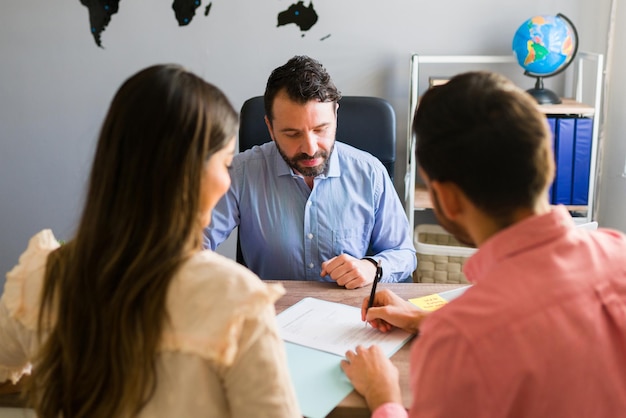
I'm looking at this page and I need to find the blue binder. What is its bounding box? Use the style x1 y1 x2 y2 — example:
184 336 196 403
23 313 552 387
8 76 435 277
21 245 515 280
546 117 557 203
572 118 593 205
553 118 576 205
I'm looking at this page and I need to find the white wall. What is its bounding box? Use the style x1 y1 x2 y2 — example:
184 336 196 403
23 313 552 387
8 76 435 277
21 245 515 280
3 0 617 291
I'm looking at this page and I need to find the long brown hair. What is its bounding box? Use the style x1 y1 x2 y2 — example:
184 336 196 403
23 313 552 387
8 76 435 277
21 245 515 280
30 64 238 418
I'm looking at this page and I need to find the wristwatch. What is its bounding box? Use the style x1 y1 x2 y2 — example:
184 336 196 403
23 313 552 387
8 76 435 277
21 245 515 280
362 257 383 280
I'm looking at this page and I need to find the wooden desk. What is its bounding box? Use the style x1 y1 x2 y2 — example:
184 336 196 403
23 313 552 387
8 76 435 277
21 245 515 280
0 281 465 417
269 280 466 418
0 377 26 408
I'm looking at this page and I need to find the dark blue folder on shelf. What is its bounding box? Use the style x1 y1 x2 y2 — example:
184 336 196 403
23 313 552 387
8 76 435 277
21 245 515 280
553 118 576 204
546 117 557 202
572 118 593 205
548 116 593 206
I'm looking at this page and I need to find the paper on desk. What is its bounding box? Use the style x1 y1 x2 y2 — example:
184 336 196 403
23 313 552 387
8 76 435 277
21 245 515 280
277 297 412 357
277 297 413 418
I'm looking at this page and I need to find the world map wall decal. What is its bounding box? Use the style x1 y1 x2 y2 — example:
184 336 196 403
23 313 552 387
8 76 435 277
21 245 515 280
80 0 321 48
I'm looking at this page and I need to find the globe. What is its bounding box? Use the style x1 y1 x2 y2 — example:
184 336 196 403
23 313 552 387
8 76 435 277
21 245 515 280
512 13 579 104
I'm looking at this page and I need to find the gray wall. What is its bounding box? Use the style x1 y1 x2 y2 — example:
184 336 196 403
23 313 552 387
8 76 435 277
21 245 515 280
2 0 622 292
594 1 626 233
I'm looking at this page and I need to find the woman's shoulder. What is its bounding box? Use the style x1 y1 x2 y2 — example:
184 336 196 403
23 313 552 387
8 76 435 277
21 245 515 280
175 250 284 303
162 250 285 365
2 229 60 330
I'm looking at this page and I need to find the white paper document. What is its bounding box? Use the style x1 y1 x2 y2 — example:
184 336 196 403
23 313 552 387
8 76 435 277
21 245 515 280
277 297 413 357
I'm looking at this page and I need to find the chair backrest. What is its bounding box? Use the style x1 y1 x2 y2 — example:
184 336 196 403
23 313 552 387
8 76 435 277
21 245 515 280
238 95 396 180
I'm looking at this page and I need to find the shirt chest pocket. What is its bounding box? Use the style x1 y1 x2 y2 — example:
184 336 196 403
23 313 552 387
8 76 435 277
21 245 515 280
332 224 372 257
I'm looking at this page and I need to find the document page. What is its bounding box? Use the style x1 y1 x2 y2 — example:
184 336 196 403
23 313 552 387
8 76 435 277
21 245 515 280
277 297 413 357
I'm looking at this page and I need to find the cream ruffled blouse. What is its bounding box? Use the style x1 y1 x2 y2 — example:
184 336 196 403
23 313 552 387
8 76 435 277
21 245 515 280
0 230 300 418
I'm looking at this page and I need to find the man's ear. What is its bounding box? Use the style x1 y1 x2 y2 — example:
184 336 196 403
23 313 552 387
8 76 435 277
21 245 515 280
430 181 464 220
264 115 275 142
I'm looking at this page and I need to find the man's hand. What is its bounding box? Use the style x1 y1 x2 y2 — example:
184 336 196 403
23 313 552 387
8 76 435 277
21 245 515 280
361 289 426 334
340 345 402 411
321 255 376 289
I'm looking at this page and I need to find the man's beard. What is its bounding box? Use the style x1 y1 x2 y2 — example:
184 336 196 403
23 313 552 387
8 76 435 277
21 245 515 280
276 142 335 178
430 188 476 247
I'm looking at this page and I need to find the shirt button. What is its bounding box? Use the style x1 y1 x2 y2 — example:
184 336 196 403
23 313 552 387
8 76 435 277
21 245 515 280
307 201 312 207
308 263 314 269
307 233 313 239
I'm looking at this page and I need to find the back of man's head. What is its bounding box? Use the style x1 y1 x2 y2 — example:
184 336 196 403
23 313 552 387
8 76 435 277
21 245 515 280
264 55 342 121
413 71 554 220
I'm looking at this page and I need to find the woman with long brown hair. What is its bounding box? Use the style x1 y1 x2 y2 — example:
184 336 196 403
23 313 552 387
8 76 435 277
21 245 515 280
0 64 300 418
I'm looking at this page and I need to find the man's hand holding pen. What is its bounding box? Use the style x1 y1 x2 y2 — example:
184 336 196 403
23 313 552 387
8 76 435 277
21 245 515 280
342 260 407 412
361 288 427 335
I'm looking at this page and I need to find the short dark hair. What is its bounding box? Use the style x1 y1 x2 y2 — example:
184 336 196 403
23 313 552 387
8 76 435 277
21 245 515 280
413 71 554 222
264 55 342 121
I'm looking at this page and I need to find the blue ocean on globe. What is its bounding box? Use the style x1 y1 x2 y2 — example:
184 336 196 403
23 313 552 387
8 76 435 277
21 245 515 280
512 14 576 76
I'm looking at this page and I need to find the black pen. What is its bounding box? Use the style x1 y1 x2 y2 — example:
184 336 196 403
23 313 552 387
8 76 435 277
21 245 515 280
367 260 383 312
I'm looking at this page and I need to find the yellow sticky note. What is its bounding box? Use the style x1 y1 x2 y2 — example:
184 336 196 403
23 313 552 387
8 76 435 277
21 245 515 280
409 294 448 312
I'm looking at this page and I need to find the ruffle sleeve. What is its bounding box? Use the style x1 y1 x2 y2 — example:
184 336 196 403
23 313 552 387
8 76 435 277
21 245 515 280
1 229 58 383
2 229 60 331
160 250 286 366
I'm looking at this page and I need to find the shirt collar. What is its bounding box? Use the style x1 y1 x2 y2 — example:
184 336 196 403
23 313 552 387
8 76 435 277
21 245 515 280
463 205 575 284
273 142 341 179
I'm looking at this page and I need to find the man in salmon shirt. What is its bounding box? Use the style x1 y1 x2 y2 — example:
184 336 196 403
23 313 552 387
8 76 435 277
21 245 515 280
341 71 626 418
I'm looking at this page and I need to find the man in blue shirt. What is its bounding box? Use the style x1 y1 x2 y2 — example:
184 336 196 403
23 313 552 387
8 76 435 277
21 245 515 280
204 56 416 288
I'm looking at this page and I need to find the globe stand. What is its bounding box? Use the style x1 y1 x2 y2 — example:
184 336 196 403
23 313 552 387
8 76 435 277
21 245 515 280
526 76 562 105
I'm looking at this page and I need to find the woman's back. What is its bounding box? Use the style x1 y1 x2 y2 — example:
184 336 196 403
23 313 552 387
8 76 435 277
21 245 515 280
1 230 300 417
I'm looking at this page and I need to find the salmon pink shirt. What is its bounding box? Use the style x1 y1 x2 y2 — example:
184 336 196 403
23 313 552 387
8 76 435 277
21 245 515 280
375 206 626 418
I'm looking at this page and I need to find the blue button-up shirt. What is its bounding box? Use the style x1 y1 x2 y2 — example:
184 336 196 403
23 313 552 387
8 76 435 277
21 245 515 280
204 141 416 282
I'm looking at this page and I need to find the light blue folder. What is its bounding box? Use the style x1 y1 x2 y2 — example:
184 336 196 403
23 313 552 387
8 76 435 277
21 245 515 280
284 342 353 418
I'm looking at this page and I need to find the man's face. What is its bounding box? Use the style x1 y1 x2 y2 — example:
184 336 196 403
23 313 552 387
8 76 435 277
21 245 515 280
430 188 475 247
265 90 337 177
420 168 475 247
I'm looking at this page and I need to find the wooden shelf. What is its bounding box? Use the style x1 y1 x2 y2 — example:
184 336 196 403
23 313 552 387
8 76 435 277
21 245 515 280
537 98 594 116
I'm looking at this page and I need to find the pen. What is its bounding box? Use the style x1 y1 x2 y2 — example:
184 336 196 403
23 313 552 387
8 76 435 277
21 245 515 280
367 260 383 312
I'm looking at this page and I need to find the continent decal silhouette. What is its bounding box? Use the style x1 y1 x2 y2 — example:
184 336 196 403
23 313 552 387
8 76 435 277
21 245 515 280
81 0 120 48
81 0 211 47
173 0 211 26
79 0 320 48
277 1 318 35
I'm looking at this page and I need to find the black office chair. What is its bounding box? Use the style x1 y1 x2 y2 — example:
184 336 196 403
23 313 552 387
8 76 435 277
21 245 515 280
235 95 397 265
238 96 396 180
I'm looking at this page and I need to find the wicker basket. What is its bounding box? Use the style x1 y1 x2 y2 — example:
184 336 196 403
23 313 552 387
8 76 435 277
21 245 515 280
413 224 476 284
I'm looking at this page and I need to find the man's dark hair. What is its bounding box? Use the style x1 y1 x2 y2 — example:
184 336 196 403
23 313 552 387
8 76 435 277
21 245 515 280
413 71 554 223
264 55 342 121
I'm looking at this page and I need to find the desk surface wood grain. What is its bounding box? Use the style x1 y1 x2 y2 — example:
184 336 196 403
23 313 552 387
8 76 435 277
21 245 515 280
0 280 466 417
